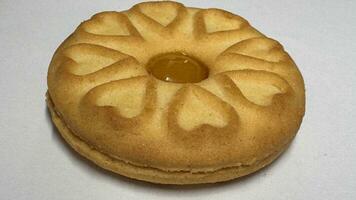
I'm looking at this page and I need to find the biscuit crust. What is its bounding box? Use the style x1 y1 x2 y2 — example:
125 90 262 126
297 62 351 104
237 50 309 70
47 94 292 184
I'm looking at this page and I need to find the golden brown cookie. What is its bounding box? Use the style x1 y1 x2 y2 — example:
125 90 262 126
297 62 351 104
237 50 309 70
47 1 305 184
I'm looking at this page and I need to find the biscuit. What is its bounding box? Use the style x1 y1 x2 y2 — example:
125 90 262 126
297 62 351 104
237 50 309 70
47 1 305 184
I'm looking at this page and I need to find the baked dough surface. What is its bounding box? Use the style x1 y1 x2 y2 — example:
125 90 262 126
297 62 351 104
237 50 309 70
46 95 291 184
47 1 305 184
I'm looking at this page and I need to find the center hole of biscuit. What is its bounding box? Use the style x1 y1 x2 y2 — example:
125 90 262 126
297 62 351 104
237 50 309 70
146 52 209 83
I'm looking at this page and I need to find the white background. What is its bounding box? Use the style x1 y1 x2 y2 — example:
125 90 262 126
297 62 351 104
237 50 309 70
1 0 355 199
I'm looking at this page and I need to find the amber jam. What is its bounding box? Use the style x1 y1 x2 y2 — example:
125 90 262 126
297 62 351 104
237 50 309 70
146 52 209 83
